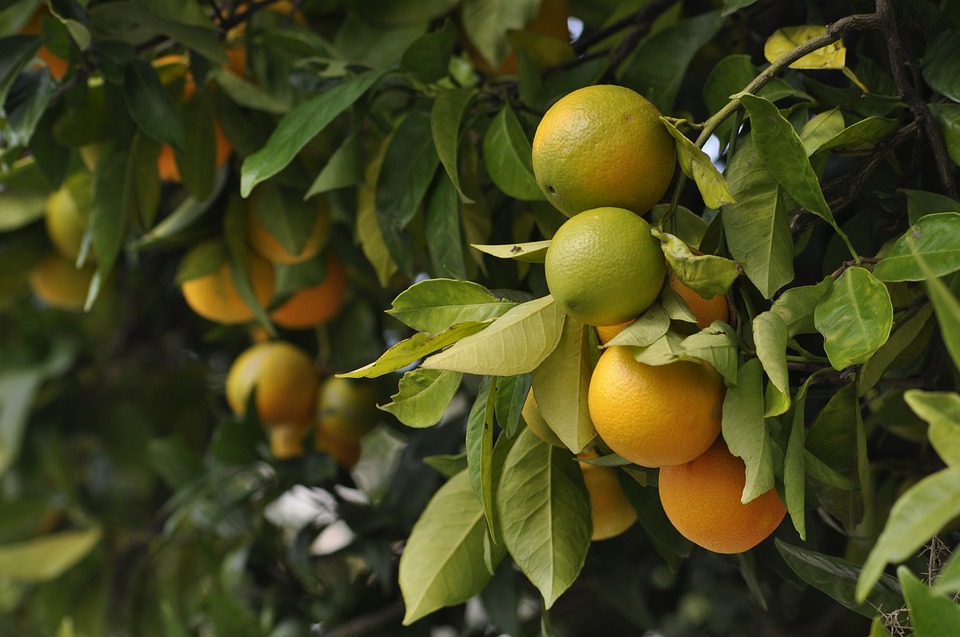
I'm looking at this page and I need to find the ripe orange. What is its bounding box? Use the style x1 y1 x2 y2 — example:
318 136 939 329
587 346 723 467
21 9 69 80
180 243 275 325
658 440 787 554
521 390 564 447
595 319 636 345
269 253 347 329
545 206 665 326
246 193 332 265
579 454 637 541
315 377 380 444
157 122 232 183
225 340 320 426
532 85 676 216
270 422 311 459
668 272 729 330
28 251 96 311
44 172 93 264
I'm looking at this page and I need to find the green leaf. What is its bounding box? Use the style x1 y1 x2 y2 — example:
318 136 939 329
0 35 41 107
0 158 50 232
471 240 551 263
722 0 760 15
466 378 497 536
176 89 217 201
377 100 440 274
874 213 960 282
241 71 385 197
426 176 468 279
859 304 934 395
935 550 960 594
388 278 516 334
530 317 596 453
902 189 960 225
915 252 960 371
679 322 739 386
483 103 543 201
381 368 464 428
497 428 591 608
721 139 794 298
619 11 724 113
356 138 398 287
856 467 960 601
763 25 846 69
785 375 814 540
603 304 670 348
0 527 102 581
899 566 960 636
431 88 477 203
122 59 184 152
421 295 564 376
739 93 836 230
814 267 893 370
922 29 960 103
305 131 362 197
721 358 775 503
495 374 531 438
4 69 54 148
88 149 132 310
929 103 960 167
817 116 899 153
753 312 790 396
798 108 845 156
401 19 456 83
340 321 491 379
659 118 735 208
629 331 687 366
399 470 504 625
132 170 227 250
223 197 274 335
771 277 832 336
460 0 538 68
903 390 960 467
776 540 904 618
657 231 740 298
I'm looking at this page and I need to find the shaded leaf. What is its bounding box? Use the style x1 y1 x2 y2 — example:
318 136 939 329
388 278 516 334
483 103 543 201
381 368 464 429
922 29 960 103
426 176 468 279
122 59 184 152
899 566 960 636
466 378 497 536
603 304 670 348
431 88 477 202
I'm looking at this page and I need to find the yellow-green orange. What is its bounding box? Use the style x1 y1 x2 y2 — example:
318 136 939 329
532 84 676 216
28 251 96 311
44 173 92 263
659 440 786 554
668 272 729 330
521 390 564 447
316 377 380 444
545 206 665 326
226 341 319 426
587 346 723 467
580 455 637 541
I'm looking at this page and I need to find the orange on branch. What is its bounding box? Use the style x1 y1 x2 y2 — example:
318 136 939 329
579 454 637 541
179 245 275 325
226 340 320 426
270 253 347 329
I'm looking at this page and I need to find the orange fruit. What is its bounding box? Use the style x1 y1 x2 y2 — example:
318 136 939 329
22 9 69 80
595 319 636 345
28 251 96 311
545 207 665 326
157 122 232 183
521 390 564 447
180 244 275 325
658 440 787 554
587 346 723 467
225 340 320 426
668 272 729 330
270 422 311 459
269 253 347 329
315 377 380 444
579 454 637 541
314 428 362 470
246 193 332 265
465 0 569 75
44 172 93 264
532 85 676 216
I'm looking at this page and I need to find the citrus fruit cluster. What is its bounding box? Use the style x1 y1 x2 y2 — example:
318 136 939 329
532 85 785 552
225 340 380 468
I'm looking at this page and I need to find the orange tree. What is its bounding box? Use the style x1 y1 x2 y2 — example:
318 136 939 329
2 0 960 635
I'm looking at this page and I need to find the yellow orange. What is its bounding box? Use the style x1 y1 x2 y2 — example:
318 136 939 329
225 340 320 426
246 194 332 265
157 122 232 183
22 9 69 80
44 172 93 264
270 422 311 459
180 244 275 325
587 346 723 467
595 319 636 345
580 455 637 541
659 440 787 554
270 253 347 329
28 251 96 311
521 390 564 447
668 272 729 330
532 85 676 216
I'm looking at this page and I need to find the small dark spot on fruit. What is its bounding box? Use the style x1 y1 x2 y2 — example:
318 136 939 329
548 186 556 194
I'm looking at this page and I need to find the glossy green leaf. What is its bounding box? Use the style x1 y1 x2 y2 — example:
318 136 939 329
483 103 543 201
0 527 101 581
874 213 960 282
753 312 789 396
929 103 960 167
776 540 903 618
530 317 596 453
497 428 590 608
88 149 131 310
377 100 440 274
721 139 794 298
4 69 54 148
471 240 550 263
817 116 899 153
721 358 774 503
421 295 564 376
859 304 934 395
922 29 960 103
431 88 477 202
903 390 960 467
381 368 464 428
814 267 893 370
399 470 504 624
401 19 456 83
122 59 184 152
785 375 813 540
426 176 468 279
739 94 836 230
241 71 385 197
798 108 845 156
466 377 497 536
857 467 960 601
660 118 735 208
899 566 960 636
305 130 362 197
603 304 670 348
388 278 516 334
771 277 832 336
340 321 491 379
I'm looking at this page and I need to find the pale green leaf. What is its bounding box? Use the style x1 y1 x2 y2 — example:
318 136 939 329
657 231 740 297
381 368 464 428
817 116 899 153
466 378 497 536
771 277 832 336
357 139 398 287
903 390 960 468
721 358 775 503
660 117 735 208
0 527 101 581
460 0 538 68
798 108 845 156
602 304 670 348
630 331 686 366
899 565 960 636
814 267 893 370
915 251 960 372
421 296 564 376
753 311 790 395
875 213 960 282
388 279 516 334
785 376 813 540
471 240 550 263
763 25 846 69
679 322 739 386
